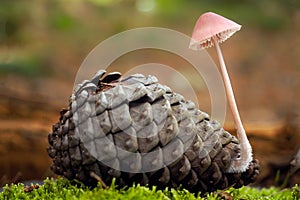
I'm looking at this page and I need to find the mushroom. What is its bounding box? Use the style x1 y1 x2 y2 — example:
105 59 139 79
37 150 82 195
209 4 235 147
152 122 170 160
189 12 252 173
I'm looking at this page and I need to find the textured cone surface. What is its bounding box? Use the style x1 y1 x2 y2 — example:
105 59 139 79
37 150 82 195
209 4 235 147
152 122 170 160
47 70 259 192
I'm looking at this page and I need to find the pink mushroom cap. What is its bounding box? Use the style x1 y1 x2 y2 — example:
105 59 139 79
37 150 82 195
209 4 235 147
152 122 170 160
189 12 241 50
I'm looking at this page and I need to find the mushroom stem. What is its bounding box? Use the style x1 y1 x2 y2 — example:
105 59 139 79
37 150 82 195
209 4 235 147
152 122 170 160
213 38 252 173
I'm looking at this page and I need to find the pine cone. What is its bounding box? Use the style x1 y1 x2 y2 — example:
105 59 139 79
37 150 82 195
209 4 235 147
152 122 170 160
47 70 259 192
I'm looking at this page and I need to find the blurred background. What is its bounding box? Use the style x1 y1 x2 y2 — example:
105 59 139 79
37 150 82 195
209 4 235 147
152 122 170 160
0 0 299 188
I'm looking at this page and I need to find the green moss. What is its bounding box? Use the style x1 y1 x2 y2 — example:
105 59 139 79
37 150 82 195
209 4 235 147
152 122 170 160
228 185 300 200
0 178 299 200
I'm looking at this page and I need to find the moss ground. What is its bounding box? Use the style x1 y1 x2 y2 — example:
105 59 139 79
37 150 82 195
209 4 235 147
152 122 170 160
0 177 299 200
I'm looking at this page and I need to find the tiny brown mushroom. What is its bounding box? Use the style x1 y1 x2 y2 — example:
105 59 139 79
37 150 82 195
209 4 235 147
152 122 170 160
24 184 39 193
